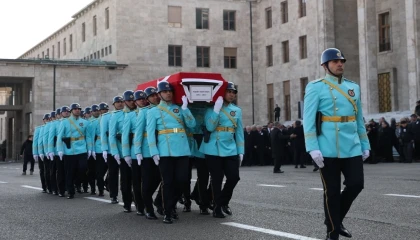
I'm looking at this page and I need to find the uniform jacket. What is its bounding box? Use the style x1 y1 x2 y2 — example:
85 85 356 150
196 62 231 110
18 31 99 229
57 115 92 155
100 112 111 152
187 107 206 158
200 103 245 157
37 125 45 155
122 109 139 159
303 74 370 158
109 108 132 157
89 117 102 153
147 101 196 157
42 122 52 156
134 105 155 158
47 120 60 154
32 126 41 156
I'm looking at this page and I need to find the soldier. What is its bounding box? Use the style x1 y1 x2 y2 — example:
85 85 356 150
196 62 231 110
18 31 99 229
200 82 244 218
101 97 123 204
122 90 148 216
57 103 93 199
136 87 163 219
91 103 108 197
84 107 92 120
47 110 60 195
87 104 101 195
56 106 70 197
147 81 196 224
32 116 47 193
39 113 52 194
110 91 136 212
303 48 370 240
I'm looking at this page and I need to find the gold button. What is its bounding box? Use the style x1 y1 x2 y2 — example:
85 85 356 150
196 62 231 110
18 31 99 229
330 88 333 90
335 108 339 111
334 97 337 100
337 128 340 131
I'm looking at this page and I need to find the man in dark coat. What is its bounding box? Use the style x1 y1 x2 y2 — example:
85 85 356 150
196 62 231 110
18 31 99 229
411 115 420 161
20 135 34 175
254 125 268 166
243 126 254 166
271 122 292 173
291 120 306 168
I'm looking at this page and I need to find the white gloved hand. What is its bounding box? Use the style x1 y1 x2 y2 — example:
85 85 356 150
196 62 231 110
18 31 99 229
239 154 243 163
309 150 325 168
152 155 160 166
48 152 54 160
87 150 91 159
33 155 39 162
39 154 45 161
181 95 189 110
92 151 96 160
58 152 63 161
124 156 132 167
102 151 108 161
213 96 223 114
136 154 143 166
362 150 370 161
114 154 121 165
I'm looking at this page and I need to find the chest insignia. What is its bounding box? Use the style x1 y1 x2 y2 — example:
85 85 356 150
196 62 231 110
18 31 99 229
79 123 84 127
348 89 355 97
173 109 179 114
230 111 236 117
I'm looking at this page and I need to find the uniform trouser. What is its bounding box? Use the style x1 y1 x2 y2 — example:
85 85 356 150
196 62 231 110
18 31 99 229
50 156 58 193
400 142 413 162
87 156 96 192
56 157 66 195
119 158 133 209
205 155 240 207
23 156 35 172
194 157 210 208
159 156 190 215
64 153 88 196
131 160 145 211
174 158 193 205
38 159 47 191
141 158 161 213
43 158 52 192
107 154 119 198
320 156 364 240
95 154 108 193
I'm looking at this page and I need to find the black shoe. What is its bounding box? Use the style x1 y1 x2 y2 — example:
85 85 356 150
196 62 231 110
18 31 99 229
183 201 191 212
98 192 104 197
273 170 284 173
339 224 352 238
221 205 232 215
90 191 96 195
48 191 53 194
145 212 158 220
172 210 179 220
156 207 164 216
200 208 210 215
178 196 185 205
213 209 225 218
300 165 306 168
136 209 145 216
295 165 298 168
67 195 74 199
111 197 119 204
123 207 132 213
83 189 89 193
76 189 82 194
42 189 47 193
53 191 59 195
313 167 319 172
59 193 65 197
163 215 173 224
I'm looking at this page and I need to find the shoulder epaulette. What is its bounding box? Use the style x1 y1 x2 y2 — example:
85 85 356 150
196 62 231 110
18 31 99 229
310 79 323 84
102 112 110 116
123 109 130 113
343 78 357 84
112 110 121 114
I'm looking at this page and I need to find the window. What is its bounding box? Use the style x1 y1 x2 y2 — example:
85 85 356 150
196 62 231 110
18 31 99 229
105 7 110 29
46 48 49 58
69 34 73 52
265 7 272 29
101 49 104 57
37 54 40 59
300 77 308 100
90 54 93 60
93 15 97 36
282 41 289 63
224 47 237 69
196 8 209 29
299 35 307 59
58 41 61 58
97 51 100 58
82 22 86 42
42 51 44 58
109 45 112 54
379 12 391 52
105 47 108 56
63 38 66 56
197 46 210 67
266 45 273 67
52 45 55 59
168 45 182 67
281 1 288 23
299 0 306 18
283 81 291 121
223 10 236 31
168 6 182 27
94 52 97 59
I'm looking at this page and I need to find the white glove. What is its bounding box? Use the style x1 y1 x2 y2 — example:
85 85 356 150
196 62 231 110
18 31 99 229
124 156 132 167
92 151 96 160
152 155 160 166
181 95 188 110
213 96 223 114
58 151 63 161
33 155 39 162
88 150 92 159
102 151 108 161
309 150 325 168
114 154 121 165
136 154 143 165
362 150 370 161
39 154 45 161
239 154 243 166
48 152 54 160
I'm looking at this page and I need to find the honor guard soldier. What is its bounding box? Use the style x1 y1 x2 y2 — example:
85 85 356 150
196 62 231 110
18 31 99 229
110 91 136 212
86 104 100 195
200 82 244 218
147 81 196 224
101 98 123 204
32 116 48 193
84 107 92 120
39 113 52 194
46 110 60 195
135 87 163 219
122 90 149 216
303 48 370 240
90 104 107 196
56 106 71 197
57 103 93 199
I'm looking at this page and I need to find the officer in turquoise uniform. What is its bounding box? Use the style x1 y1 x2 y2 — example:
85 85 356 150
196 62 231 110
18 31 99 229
200 82 244 218
90 104 107 197
110 91 136 212
86 104 100 195
40 113 52 194
147 81 196 224
136 87 162 219
47 110 60 195
57 103 93 199
101 98 123 204
32 117 47 193
303 48 370 240
56 106 70 197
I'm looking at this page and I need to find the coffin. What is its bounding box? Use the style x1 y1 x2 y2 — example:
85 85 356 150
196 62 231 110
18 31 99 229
135 72 228 104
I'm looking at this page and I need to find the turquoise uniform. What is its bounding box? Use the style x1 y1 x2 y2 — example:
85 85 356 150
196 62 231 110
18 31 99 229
146 101 196 157
200 104 245 157
90 117 102 154
100 112 111 152
122 109 139 159
32 126 41 156
42 122 52 157
109 109 129 157
37 125 45 156
303 74 370 158
187 107 206 158
134 105 155 158
57 116 92 155
47 120 60 155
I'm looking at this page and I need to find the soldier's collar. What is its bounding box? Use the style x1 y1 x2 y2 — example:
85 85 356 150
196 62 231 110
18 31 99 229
159 101 172 107
325 73 344 83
